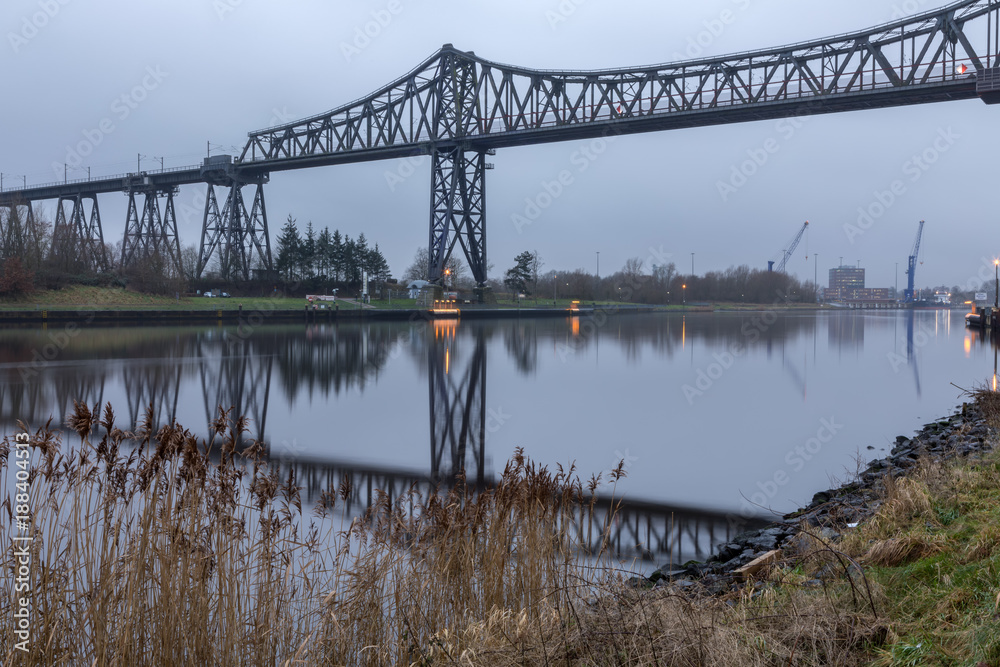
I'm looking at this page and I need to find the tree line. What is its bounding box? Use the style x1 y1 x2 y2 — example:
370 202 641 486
0 203 395 298
274 216 392 291
499 252 819 304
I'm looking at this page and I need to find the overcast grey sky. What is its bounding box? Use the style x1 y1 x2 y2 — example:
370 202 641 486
4 0 994 291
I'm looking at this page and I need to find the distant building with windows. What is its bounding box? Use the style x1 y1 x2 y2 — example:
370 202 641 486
829 267 865 291
823 266 893 307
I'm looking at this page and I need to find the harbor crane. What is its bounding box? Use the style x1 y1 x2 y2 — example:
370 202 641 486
768 221 809 273
902 220 925 303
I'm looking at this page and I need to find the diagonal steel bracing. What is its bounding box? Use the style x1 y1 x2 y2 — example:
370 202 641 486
121 188 183 275
428 148 489 285
0 201 40 262
196 177 273 281
48 194 107 273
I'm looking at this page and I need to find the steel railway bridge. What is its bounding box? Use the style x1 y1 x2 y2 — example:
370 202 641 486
2 0 999 284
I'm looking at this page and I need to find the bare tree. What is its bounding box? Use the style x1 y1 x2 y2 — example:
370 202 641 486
622 257 644 281
402 247 470 286
529 251 543 296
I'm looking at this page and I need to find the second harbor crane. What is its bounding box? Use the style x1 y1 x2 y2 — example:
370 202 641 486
768 221 809 273
902 220 925 303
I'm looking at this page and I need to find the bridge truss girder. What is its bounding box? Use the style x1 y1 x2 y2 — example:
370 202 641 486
48 194 108 273
196 177 273 281
121 187 183 275
240 2 1000 167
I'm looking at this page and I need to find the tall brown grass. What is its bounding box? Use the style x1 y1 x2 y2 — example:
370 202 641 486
1 402 881 665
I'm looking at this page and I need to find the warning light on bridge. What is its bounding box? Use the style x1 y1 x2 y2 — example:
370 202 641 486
958 63 968 74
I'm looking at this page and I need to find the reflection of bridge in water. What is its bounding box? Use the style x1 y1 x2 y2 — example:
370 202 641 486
279 320 762 563
273 453 759 564
0 319 765 562
0 329 273 442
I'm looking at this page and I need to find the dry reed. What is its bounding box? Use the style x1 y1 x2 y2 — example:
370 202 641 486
0 402 881 666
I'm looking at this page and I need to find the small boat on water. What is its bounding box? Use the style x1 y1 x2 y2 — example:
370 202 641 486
966 311 982 327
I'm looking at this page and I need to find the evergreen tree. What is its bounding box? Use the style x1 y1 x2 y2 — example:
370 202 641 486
342 235 359 284
504 251 534 296
316 227 333 279
370 243 391 284
302 221 316 279
355 232 370 278
331 229 344 282
275 215 302 282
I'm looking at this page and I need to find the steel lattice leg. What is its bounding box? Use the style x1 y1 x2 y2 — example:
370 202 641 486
428 148 487 286
197 179 272 281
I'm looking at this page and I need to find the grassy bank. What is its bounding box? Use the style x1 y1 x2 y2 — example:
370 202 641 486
4 394 999 664
0 285 823 313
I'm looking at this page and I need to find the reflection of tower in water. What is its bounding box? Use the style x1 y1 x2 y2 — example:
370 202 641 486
828 311 865 351
198 332 273 444
905 311 921 397
124 361 181 432
428 319 486 486
967 322 1000 392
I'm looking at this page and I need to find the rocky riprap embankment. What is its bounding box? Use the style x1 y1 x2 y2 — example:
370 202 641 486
643 402 996 594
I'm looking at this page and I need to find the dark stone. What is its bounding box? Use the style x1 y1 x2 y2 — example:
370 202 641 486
708 542 741 563
744 526 785 551
809 490 836 507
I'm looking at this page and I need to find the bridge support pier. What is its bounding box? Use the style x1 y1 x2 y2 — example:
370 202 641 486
196 177 273 281
0 201 40 262
49 194 108 273
428 147 489 287
121 187 183 275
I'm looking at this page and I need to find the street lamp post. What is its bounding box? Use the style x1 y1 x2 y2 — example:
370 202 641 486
814 253 818 302
994 260 998 309
682 283 686 305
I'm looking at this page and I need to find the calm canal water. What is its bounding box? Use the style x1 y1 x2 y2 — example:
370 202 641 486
1 309 994 562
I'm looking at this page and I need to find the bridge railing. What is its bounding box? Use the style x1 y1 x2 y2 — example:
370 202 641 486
0 163 202 195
